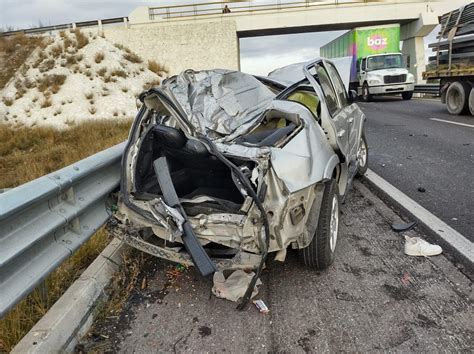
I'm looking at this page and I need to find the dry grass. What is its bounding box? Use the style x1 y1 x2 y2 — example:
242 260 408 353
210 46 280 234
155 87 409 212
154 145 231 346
97 67 107 77
40 96 52 108
110 69 127 78
0 119 130 191
37 74 66 95
143 78 161 91
2 96 14 106
0 120 131 351
148 60 167 76
123 51 142 64
73 29 89 49
50 43 63 58
89 106 97 115
0 34 44 88
38 58 55 73
94 52 105 64
113 43 130 53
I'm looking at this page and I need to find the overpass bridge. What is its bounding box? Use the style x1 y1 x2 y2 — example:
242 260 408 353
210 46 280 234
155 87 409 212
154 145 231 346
103 0 470 82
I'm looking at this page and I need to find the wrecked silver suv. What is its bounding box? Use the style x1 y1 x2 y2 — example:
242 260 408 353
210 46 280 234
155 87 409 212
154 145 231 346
114 58 367 293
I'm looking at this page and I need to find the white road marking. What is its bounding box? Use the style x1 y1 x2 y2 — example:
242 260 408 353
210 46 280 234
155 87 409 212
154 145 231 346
429 118 474 128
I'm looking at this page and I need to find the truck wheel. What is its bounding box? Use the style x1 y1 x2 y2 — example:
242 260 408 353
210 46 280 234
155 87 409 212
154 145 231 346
402 91 413 100
446 81 470 115
356 133 368 177
469 88 474 116
299 179 340 270
362 83 372 102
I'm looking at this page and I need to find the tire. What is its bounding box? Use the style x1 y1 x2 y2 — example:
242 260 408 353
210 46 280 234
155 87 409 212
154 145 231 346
299 179 340 270
356 133 368 177
362 82 372 102
469 88 474 116
446 81 471 115
402 91 413 100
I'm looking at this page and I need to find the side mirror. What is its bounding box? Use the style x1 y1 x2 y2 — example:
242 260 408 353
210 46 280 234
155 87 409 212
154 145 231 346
348 90 358 103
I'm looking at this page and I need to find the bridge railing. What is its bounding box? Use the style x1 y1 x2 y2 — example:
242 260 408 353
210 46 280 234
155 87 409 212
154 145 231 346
0 142 125 318
0 17 127 37
148 0 430 20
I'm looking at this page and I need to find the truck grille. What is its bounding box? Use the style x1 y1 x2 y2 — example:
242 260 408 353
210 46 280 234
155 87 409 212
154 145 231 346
384 74 407 84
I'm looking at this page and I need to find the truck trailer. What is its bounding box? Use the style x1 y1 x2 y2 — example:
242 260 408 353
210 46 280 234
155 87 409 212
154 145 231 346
423 3 474 116
320 24 415 102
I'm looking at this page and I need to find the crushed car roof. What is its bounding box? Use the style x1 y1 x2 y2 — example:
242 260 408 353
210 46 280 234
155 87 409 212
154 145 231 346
160 69 276 139
268 57 353 92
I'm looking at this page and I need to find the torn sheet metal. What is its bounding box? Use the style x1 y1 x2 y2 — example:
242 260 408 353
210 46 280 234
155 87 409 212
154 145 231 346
162 69 275 140
212 270 261 302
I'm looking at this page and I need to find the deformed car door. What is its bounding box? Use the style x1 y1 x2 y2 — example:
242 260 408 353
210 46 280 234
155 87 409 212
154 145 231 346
324 61 363 165
303 61 351 156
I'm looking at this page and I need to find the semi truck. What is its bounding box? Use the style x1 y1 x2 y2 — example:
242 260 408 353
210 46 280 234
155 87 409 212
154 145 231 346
423 3 474 116
320 24 415 102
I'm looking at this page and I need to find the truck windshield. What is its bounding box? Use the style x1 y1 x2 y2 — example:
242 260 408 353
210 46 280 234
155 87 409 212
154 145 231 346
367 55 404 71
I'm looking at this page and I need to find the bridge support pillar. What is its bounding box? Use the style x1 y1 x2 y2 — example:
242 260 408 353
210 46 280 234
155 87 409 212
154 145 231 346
400 13 438 84
401 37 426 84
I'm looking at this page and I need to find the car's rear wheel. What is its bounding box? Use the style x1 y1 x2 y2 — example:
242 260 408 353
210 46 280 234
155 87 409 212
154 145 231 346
299 179 340 270
356 133 368 177
362 83 372 102
402 91 413 100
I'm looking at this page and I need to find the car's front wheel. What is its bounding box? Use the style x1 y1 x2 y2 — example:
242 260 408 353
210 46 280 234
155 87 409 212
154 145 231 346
299 179 340 270
356 132 368 177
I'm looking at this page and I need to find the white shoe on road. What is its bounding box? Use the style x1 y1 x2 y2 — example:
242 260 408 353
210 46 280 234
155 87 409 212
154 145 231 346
404 236 442 257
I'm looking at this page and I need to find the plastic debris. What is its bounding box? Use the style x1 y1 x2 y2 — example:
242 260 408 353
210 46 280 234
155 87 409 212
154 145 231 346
391 221 417 232
404 236 442 257
212 270 261 302
253 299 269 314
417 187 426 193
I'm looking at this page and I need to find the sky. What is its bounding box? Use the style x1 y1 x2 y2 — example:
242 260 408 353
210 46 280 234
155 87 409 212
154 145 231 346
0 0 439 76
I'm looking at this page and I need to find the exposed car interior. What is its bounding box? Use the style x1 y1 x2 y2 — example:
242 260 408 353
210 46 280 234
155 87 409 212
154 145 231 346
133 115 250 214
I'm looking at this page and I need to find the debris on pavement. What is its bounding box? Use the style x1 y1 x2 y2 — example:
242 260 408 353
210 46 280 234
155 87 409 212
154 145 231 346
391 221 417 232
253 299 269 314
417 187 426 193
212 270 261 302
404 236 442 257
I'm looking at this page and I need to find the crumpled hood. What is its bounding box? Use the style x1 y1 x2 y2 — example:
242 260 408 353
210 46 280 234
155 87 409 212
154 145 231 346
161 69 276 141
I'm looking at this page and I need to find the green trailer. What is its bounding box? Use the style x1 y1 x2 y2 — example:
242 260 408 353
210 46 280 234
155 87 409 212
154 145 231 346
321 24 415 101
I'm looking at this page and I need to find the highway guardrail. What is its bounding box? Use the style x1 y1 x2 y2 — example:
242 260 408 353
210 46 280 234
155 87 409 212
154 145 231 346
0 142 125 318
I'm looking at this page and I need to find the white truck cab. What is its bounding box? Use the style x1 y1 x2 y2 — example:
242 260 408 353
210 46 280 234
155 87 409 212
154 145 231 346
359 53 415 101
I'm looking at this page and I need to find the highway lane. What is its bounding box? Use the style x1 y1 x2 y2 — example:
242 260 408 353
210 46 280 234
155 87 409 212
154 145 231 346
359 97 473 240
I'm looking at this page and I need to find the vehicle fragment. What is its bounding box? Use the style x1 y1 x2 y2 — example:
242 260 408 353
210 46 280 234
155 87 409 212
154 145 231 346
253 299 270 314
391 221 417 232
114 59 367 307
212 270 261 302
404 236 442 257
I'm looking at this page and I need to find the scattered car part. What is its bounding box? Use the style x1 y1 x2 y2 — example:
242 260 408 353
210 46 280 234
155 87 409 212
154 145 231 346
391 221 417 232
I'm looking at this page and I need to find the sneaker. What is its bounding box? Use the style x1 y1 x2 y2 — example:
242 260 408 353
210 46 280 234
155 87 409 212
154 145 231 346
404 236 442 257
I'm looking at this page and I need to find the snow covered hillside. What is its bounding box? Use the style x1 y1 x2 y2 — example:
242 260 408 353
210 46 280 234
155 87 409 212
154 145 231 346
0 30 167 129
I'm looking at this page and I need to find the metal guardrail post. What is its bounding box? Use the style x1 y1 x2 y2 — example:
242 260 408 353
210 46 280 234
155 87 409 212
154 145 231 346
0 142 125 318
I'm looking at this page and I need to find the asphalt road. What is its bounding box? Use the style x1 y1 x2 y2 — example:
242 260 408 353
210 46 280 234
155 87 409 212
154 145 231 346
359 97 474 240
82 182 473 352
